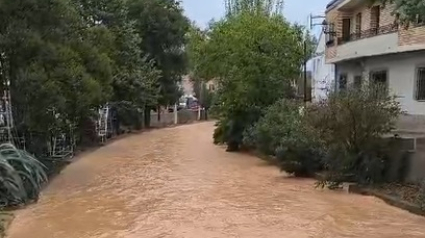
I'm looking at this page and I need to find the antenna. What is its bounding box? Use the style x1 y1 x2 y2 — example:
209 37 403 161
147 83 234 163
309 13 326 29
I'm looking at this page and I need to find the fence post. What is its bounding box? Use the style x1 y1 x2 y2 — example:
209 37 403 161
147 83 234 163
174 104 178 124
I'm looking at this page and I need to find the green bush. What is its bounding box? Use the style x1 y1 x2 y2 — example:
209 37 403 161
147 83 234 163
213 117 243 151
311 85 401 186
249 99 324 176
202 9 303 152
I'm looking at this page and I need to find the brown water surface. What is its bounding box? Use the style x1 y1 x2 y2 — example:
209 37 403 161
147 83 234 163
7 122 425 238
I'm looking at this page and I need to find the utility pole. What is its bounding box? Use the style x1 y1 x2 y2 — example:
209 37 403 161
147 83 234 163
303 40 308 104
174 103 178 124
303 14 326 104
198 81 203 121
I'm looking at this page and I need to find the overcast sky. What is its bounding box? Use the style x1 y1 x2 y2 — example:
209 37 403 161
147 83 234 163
181 0 330 29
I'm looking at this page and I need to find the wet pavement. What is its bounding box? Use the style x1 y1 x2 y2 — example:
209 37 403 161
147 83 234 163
7 122 425 238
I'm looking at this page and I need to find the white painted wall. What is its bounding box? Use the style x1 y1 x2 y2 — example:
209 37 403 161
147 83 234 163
336 51 425 115
330 32 399 63
365 51 425 115
308 32 336 102
337 61 363 85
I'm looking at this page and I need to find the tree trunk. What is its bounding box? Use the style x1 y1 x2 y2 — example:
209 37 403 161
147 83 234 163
226 141 239 152
144 107 151 128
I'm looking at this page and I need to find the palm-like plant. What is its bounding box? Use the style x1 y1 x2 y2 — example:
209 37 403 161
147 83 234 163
0 143 47 207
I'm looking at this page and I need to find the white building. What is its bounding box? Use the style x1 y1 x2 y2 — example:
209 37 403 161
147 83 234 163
308 32 336 103
325 0 425 132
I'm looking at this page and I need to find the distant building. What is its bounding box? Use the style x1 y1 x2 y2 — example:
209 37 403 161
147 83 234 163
181 75 194 97
308 31 335 102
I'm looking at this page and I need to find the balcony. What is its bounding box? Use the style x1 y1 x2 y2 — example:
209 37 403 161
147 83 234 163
326 0 363 12
336 0 363 11
337 24 398 45
328 24 399 63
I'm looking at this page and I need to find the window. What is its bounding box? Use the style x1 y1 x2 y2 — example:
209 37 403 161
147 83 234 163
370 5 380 35
416 67 425 100
355 13 362 39
371 70 387 85
354 75 362 89
339 74 347 90
370 70 388 97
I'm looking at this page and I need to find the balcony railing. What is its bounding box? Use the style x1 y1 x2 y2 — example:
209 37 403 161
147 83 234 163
337 23 398 45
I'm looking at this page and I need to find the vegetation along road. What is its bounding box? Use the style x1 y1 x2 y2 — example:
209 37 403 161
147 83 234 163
7 122 425 238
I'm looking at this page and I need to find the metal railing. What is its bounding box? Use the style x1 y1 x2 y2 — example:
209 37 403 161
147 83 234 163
337 23 398 45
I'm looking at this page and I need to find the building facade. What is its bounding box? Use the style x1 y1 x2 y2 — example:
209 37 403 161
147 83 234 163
325 0 425 132
308 32 336 102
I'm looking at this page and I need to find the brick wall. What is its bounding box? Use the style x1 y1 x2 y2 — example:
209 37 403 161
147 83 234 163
328 3 396 39
399 26 425 46
325 46 336 62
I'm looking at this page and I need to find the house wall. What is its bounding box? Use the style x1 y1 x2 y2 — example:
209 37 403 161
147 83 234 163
408 138 425 182
364 51 425 116
325 1 425 63
336 51 425 116
334 32 398 62
309 32 336 102
335 61 362 86
309 55 335 102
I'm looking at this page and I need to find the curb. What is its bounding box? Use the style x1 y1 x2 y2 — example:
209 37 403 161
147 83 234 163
249 152 425 217
348 184 425 217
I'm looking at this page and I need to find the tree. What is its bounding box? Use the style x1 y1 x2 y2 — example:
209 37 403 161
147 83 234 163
127 0 190 109
202 2 304 151
186 24 210 80
75 0 160 109
224 0 284 16
192 78 215 110
0 0 113 152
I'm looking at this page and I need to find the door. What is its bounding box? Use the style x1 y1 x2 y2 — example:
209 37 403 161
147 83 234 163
342 18 351 42
355 13 362 39
370 5 380 35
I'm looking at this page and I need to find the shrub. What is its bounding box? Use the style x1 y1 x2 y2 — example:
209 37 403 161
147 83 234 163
312 85 401 186
213 116 248 151
417 179 425 210
0 143 47 207
249 99 324 176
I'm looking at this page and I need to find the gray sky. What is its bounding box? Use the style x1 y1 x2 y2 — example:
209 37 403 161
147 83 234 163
181 0 330 29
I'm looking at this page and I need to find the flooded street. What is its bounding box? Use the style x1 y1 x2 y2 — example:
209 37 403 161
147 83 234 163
7 122 425 238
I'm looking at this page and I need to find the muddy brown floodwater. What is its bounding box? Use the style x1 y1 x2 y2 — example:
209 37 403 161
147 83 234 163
7 122 425 238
